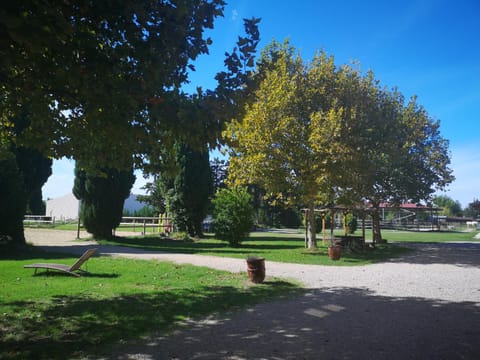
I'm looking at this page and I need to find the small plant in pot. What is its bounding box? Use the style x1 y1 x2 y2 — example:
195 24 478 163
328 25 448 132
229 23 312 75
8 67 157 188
328 238 342 261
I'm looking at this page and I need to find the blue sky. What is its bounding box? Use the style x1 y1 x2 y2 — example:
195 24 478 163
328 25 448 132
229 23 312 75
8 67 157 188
43 0 479 207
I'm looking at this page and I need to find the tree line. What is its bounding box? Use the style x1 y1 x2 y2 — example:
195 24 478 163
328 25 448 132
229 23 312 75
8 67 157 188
0 1 459 248
0 1 259 243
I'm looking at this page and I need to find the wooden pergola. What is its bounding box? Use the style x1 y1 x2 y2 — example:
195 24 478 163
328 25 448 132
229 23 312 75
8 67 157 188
303 203 442 248
303 205 373 248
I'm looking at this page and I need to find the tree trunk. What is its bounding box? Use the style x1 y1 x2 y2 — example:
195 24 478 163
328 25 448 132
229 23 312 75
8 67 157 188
371 208 385 244
0 158 27 247
306 203 317 249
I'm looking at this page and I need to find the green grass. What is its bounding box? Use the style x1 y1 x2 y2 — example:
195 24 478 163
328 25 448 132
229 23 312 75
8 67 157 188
98 230 412 266
0 247 301 359
376 229 479 243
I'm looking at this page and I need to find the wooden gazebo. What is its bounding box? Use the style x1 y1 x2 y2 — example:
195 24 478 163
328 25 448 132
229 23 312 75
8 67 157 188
303 205 373 248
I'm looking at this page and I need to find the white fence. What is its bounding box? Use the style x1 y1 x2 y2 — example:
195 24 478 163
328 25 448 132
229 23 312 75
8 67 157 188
23 215 55 225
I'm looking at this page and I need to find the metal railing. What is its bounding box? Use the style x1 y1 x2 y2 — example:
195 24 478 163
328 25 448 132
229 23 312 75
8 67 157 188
23 215 55 225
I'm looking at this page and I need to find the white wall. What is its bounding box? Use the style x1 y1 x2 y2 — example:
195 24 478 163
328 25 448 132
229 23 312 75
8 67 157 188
46 193 80 221
46 193 147 221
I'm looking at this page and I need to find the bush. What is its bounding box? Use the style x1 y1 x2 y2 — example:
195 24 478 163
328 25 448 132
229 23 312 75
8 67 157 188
345 213 358 234
212 187 254 246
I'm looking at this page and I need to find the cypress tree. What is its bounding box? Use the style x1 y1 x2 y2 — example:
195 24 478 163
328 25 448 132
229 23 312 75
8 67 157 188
0 112 52 246
73 163 135 239
161 142 212 237
0 156 28 244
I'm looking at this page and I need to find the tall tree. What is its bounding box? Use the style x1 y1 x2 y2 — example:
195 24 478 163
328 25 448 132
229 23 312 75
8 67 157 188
226 39 454 247
73 163 135 239
433 195 463 217
0 156 28 244
372 95 453 242
140 18 261 236
226 41 341 249
160 142 212 237
28 188 46 215
464 199 480 219
0 112 52 245
324 69 454 243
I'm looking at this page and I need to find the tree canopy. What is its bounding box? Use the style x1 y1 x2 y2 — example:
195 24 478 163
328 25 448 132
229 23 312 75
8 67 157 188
158 141 212 237
226 40 454 248
433 195 463 217
73 162 135 239
0 0 225 168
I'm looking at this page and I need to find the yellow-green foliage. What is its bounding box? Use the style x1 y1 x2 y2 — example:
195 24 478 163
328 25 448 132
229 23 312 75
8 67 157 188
225 39 453 247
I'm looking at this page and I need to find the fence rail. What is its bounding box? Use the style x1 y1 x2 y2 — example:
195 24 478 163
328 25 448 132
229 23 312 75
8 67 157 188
116 216 172 234
23 215 55 225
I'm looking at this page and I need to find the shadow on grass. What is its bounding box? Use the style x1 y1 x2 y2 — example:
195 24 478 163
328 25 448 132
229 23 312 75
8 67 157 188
0 244 78 261
28 271 119 279
0 281 302 359
104 236 302 254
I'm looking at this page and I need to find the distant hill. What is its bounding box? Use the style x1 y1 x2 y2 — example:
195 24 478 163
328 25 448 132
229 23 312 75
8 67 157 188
124 194 148 213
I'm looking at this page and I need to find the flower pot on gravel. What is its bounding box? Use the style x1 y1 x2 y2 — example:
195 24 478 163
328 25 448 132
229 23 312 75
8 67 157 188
246 256 265 283
328 245 342 261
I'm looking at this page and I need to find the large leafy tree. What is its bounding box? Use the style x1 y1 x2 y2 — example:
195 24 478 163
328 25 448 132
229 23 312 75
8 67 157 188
337 88 454 243
226 41 341 249
73 163 135 239
140 17 261 236
464 199 480 219
0 0 225 168
433 195 462 217
226 40 454 248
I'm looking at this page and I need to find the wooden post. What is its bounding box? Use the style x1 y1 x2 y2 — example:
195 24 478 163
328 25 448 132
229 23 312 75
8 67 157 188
330 208 335 243
76 216 81 239
343 210 348 236
304 209 308 248
322 212 326 245
362 211 366 245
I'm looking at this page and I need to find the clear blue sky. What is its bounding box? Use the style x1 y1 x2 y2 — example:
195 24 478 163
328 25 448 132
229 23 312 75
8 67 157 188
43 0 479 208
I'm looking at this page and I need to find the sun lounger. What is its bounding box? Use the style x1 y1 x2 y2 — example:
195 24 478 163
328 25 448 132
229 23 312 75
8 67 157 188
24 248 97 277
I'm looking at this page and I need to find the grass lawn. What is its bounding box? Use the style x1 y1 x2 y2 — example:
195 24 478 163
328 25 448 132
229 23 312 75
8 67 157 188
0 247 301 359
98 230 413 266
377 229 479 243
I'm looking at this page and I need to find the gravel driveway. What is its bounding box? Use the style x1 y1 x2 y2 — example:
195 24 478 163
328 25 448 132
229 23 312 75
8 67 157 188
24 229 480 359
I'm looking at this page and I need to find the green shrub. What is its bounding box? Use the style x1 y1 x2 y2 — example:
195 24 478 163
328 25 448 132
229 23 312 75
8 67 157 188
345 213 358 234
212 187 254 246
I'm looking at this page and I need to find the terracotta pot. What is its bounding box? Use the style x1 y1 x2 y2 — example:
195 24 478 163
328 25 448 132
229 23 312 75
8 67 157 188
246 257 265 283
328 245 342 261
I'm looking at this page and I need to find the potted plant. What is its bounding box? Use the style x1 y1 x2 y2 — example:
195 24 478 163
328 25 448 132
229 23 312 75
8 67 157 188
328 239 342 261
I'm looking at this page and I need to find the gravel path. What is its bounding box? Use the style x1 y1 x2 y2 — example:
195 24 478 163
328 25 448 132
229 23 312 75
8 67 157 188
24 229 480 359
